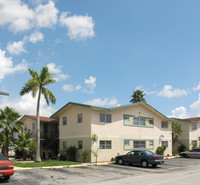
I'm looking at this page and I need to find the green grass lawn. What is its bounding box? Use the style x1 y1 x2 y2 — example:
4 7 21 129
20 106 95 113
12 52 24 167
13 160 81 168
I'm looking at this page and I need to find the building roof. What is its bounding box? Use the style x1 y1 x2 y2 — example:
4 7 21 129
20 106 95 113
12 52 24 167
22 115 57 122
50 101 169 120
182 117 200 122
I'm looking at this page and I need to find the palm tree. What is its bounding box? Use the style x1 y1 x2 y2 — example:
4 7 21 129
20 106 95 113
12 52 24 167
15 132 36 160
20 67 56 162
172 122 182 153
0 106 23 157
130 90 146 104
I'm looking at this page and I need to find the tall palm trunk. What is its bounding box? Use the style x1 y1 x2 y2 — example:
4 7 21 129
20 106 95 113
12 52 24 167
35 88 42 162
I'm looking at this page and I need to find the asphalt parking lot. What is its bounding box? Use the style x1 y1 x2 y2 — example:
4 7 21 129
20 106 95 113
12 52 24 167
3 157 200 185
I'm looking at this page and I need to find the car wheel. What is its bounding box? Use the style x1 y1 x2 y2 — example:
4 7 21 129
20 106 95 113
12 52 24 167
182 153 187 158
118 158 124 165
152 164 157 168
4 176 10 181
141 160 148 167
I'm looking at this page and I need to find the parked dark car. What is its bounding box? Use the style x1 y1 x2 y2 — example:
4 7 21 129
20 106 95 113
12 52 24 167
115 150 164 167
0 153 14 181
180 148 200 158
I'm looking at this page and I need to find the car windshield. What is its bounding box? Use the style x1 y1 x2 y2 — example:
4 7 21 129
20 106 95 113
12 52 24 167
145 151 155 155
0 154 7 161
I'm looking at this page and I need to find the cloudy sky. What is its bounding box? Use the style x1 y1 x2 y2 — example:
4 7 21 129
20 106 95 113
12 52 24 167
0 0 200 118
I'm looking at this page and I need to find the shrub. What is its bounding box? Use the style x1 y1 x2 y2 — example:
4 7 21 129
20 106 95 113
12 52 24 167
156 145 167 155
178 143 187 153
60 153 67 161
14 149 22 159
66 146 78 161
81 149 90 163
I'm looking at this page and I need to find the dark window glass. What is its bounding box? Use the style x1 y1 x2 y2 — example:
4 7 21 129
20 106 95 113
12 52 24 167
62 117 67 125
0 154 7 161
78 114 82 123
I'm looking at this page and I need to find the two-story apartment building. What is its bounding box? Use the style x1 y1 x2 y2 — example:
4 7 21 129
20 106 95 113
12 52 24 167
50 102 172 162
20 115 59 159
172 117 200 151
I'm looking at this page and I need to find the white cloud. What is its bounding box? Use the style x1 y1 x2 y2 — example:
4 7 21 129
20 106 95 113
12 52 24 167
7 31 44 55
0 0 34 32
135 85 156 96
0 93 55 116
47 63 69 81
0 0 58 33
193 82 200 91
62 84 74 92
29 31 44 43
47 63 61 73
75 84 82 90
59 12 95 40
0 49 27 81
83 76 96 93
84 97 118 107
34 1 58 28
169 106 189 119
7 40 27 55
158 85 187 98
190 94 200 117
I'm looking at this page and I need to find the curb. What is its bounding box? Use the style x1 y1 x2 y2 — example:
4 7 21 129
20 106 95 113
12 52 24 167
41 166 64 169
14 162 110 170
164 156 181 159
14 167 33 171
95 163 109 166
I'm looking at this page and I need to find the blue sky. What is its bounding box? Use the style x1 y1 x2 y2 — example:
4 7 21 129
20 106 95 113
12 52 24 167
0 0 200 118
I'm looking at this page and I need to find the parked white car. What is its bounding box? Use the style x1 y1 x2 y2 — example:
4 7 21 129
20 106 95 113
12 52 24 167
180 148 200 158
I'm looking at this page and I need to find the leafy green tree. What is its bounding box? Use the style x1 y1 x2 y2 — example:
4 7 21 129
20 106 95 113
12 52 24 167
0 106 23 157
130 90 146 104
20 67 56 162
15 132 36 160
172 122 182 153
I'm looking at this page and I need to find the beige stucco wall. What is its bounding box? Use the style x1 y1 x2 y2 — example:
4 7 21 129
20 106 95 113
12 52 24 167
177 120 200 150
90 104 172 162
58 105 92 158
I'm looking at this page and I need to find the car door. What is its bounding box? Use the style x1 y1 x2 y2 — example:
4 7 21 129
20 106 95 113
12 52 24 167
133 151 144 164
190 149 200 158
125 151 135 163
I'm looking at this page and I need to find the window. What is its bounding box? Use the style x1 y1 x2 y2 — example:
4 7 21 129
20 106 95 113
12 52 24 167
78 141 83 149
24 125 27 131
14 132 19 139
192 140 197 148
100 113 112 123
162 141 168 147
149 140 154 147
124 140 130 146
124 139 154 150
100 140 111 149
192 124 197 130
124 115 154 127
63 141 67 150
77 114 82 123
134 141 146 149
62 117 67 125
161 121 168 128
32 123 36 130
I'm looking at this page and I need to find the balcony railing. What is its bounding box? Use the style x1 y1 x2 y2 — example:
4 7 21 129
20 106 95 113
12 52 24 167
25 130 59 140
